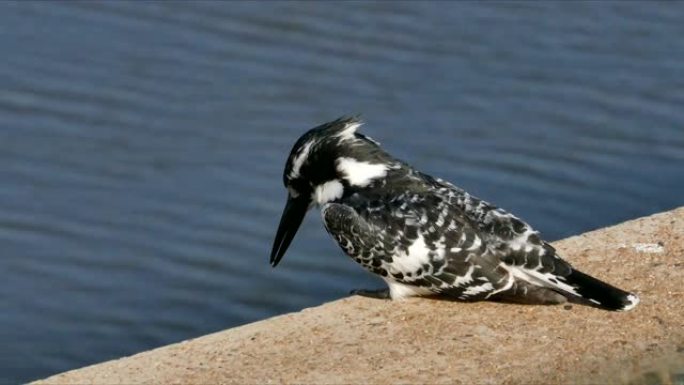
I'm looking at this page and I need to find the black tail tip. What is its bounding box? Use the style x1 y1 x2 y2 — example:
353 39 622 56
563 270 640 311
572 291 640 311
587 293 639 311
617 293 640 311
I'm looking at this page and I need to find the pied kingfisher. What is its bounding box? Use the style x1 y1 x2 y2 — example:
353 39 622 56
269 117 639 311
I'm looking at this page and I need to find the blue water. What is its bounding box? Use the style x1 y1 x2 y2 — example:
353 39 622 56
1 2 683 383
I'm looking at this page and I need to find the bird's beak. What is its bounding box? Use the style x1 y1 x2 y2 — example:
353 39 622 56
270 194 309 267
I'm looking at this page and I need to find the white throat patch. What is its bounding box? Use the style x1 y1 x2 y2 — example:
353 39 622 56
313 179 344 206
336 157 388 187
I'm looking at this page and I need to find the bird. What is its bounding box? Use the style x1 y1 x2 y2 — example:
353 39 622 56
269 116 639 311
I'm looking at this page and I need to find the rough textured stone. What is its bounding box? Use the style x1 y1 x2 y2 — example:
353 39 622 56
35 207 684 385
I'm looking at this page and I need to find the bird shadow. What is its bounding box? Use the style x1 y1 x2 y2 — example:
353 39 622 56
348 288 612 311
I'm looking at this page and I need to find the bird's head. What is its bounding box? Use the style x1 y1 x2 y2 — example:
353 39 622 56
269 116 390 267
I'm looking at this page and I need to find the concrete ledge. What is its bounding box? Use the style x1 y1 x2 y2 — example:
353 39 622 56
37 208 684 384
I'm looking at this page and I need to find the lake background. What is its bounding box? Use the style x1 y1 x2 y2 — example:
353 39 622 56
1 1 683 383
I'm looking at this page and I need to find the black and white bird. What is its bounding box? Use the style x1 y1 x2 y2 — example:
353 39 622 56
269 117 639 311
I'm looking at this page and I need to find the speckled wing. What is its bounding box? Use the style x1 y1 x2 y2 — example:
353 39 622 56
321 193 512 300
434 179 640 310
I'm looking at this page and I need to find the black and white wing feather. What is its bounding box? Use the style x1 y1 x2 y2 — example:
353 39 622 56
436 179 639 311
321 192 512 301
322 183 638 311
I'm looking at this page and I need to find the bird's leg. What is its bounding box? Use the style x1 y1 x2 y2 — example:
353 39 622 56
350 288 390 299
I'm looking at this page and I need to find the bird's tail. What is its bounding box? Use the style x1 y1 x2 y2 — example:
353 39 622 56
559 269 639 311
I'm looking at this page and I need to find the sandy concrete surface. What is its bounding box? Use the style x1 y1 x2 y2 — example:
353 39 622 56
37 208 684 384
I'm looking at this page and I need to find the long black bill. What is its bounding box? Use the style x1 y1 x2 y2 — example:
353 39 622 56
269 195 309 267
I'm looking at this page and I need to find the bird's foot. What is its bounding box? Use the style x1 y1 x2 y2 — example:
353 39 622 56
350 288 390 299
